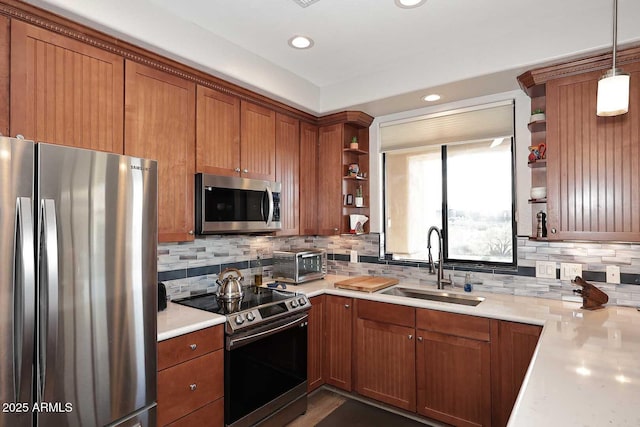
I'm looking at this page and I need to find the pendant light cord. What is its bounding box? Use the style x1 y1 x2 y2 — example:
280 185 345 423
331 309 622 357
612 0 618 71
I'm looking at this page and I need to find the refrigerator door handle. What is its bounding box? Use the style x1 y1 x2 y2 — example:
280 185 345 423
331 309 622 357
38 199 59 399
14 197 35 402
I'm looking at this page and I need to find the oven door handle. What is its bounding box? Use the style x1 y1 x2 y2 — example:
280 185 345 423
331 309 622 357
227 313 308 350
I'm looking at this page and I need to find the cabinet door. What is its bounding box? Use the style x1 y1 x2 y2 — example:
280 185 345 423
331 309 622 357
546 62 640 240
307 295 325 392
10 20 124 153
317 124 343 235
240 101 276 180
124 61 195 242
324 295 352 391
490 320 541 427
355 319 416 411
0 16 9 136
275 113 300 236
417 330 491 427
299 122 319 235
196 85 240 176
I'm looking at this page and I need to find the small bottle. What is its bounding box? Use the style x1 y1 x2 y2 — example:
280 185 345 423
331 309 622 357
254 253 263 287
464 273 473 292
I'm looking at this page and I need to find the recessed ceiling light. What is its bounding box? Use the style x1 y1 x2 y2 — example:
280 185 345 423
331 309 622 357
423 94 441 102
288 35 314 49
395 0 427 9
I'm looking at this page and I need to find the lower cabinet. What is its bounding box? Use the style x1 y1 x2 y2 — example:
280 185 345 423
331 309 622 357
490 320 542 427
157 325 224 427
324 295 353 391
307 295 325 392
354 300 416 411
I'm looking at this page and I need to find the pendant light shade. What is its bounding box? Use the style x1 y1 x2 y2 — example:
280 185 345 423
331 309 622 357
596 0 630 117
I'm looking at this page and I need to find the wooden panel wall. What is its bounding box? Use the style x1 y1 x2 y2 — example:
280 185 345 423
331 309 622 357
10 20 124 152
275 112 300 236
546 61 640 240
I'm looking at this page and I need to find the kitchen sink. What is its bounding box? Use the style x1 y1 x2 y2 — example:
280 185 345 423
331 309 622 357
380 286 485 306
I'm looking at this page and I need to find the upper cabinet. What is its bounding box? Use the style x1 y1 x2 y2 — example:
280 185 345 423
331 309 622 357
519 46 640 242
299 122 319 235
124 60 196 243
0 16 9 136
10 21 124 153
196 85 240 176
317 124 344 235
275 113 300 236
240 101 276 181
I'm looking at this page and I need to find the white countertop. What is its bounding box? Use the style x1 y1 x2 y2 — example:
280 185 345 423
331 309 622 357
157 275 640 426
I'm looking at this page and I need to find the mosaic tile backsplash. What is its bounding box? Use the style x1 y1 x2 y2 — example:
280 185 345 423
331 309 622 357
158 234 640 308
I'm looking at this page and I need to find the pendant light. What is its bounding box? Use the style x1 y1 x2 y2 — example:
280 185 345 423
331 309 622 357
596 0 630 117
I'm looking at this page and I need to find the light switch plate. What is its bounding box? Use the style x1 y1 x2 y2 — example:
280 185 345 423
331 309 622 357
350 250 358 263
560 263 582 281
606 265 621 284
536 261 556 279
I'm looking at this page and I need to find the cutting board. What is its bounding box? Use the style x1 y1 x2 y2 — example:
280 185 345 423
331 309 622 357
334 276 399 293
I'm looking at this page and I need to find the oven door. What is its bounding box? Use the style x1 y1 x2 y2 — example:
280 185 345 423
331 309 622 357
225 312 308 427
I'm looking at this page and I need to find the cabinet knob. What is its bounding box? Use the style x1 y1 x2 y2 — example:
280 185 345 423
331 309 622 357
418 336 423 342
188 230 194 235
344 304 350 309
243 168 248 173
235 167 241 172
189 343 197 350
189 383 197 391
408 334 413 340
551 228 557 234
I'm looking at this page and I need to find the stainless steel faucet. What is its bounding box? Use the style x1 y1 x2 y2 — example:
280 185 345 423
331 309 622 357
427 226 452 290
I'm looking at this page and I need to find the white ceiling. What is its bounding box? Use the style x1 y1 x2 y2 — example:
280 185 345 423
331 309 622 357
23 0 640 117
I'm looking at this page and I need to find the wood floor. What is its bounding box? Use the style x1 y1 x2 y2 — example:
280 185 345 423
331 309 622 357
286 389 347 427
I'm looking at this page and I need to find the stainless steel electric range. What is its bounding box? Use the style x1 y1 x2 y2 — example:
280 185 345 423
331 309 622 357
173 287 310 427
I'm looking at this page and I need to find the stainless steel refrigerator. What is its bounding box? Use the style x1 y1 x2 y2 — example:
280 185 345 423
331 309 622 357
0 137 158 427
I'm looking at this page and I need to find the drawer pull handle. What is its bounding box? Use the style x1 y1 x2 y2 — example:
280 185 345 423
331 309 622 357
344 304 350 309
189 344 197 351
408 334 413 340
189 383 197 391
418 336 423 342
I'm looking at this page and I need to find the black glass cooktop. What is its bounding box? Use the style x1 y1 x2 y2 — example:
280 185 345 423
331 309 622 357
172 286 296 315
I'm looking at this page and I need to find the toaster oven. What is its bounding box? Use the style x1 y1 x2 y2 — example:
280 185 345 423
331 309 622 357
272 249 326 284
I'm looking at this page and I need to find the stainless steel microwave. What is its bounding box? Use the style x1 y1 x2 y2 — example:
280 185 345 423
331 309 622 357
195 174 281 234
272 249 327 284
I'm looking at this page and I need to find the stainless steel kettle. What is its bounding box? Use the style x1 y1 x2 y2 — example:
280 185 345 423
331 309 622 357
216 268 244 301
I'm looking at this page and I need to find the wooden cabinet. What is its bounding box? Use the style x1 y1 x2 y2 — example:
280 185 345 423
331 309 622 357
317 124 343 235
196 85 240 176
416 309 491 427
490 320 542 427
546 61 640 241
10 20 124 152
124 60 195 242
307 295 325 392
299 122 319 235
324 295 353 391
240 100 276 180
275 113 300 236
0 16 9 136
354 300 416 411
158 325 224 427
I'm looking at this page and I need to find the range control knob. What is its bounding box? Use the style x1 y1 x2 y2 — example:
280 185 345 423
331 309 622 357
235 314 245 325
298 298 307 306
290 300 299 308
246 312 255 322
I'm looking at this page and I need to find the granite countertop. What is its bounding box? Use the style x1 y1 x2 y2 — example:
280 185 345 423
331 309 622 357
157 274 640 426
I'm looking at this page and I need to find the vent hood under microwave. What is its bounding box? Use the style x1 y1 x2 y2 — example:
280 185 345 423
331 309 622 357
195 174 282 234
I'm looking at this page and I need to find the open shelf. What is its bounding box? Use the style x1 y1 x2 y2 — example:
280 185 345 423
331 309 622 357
528 159 547 168
527 120 546 133
528 198 547 204
343 148 368 155
343 176 368 181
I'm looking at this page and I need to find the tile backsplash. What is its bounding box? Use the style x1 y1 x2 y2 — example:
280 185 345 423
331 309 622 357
158 234 640 307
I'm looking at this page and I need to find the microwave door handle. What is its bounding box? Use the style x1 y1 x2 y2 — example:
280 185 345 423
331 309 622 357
14 197 35 403
265 186 274 226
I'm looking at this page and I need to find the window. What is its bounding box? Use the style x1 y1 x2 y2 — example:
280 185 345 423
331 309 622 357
381 101 516 266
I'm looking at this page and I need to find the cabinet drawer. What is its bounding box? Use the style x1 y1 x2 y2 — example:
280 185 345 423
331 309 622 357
165 398 224 427
416 309 490 341
158 350 224 426
356 299 415 327
158 325 223 370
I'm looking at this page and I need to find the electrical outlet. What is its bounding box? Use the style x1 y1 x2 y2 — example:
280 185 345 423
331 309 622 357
606 265 621 284
560 263 582 281
536 261 556 279
350 250 358 263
